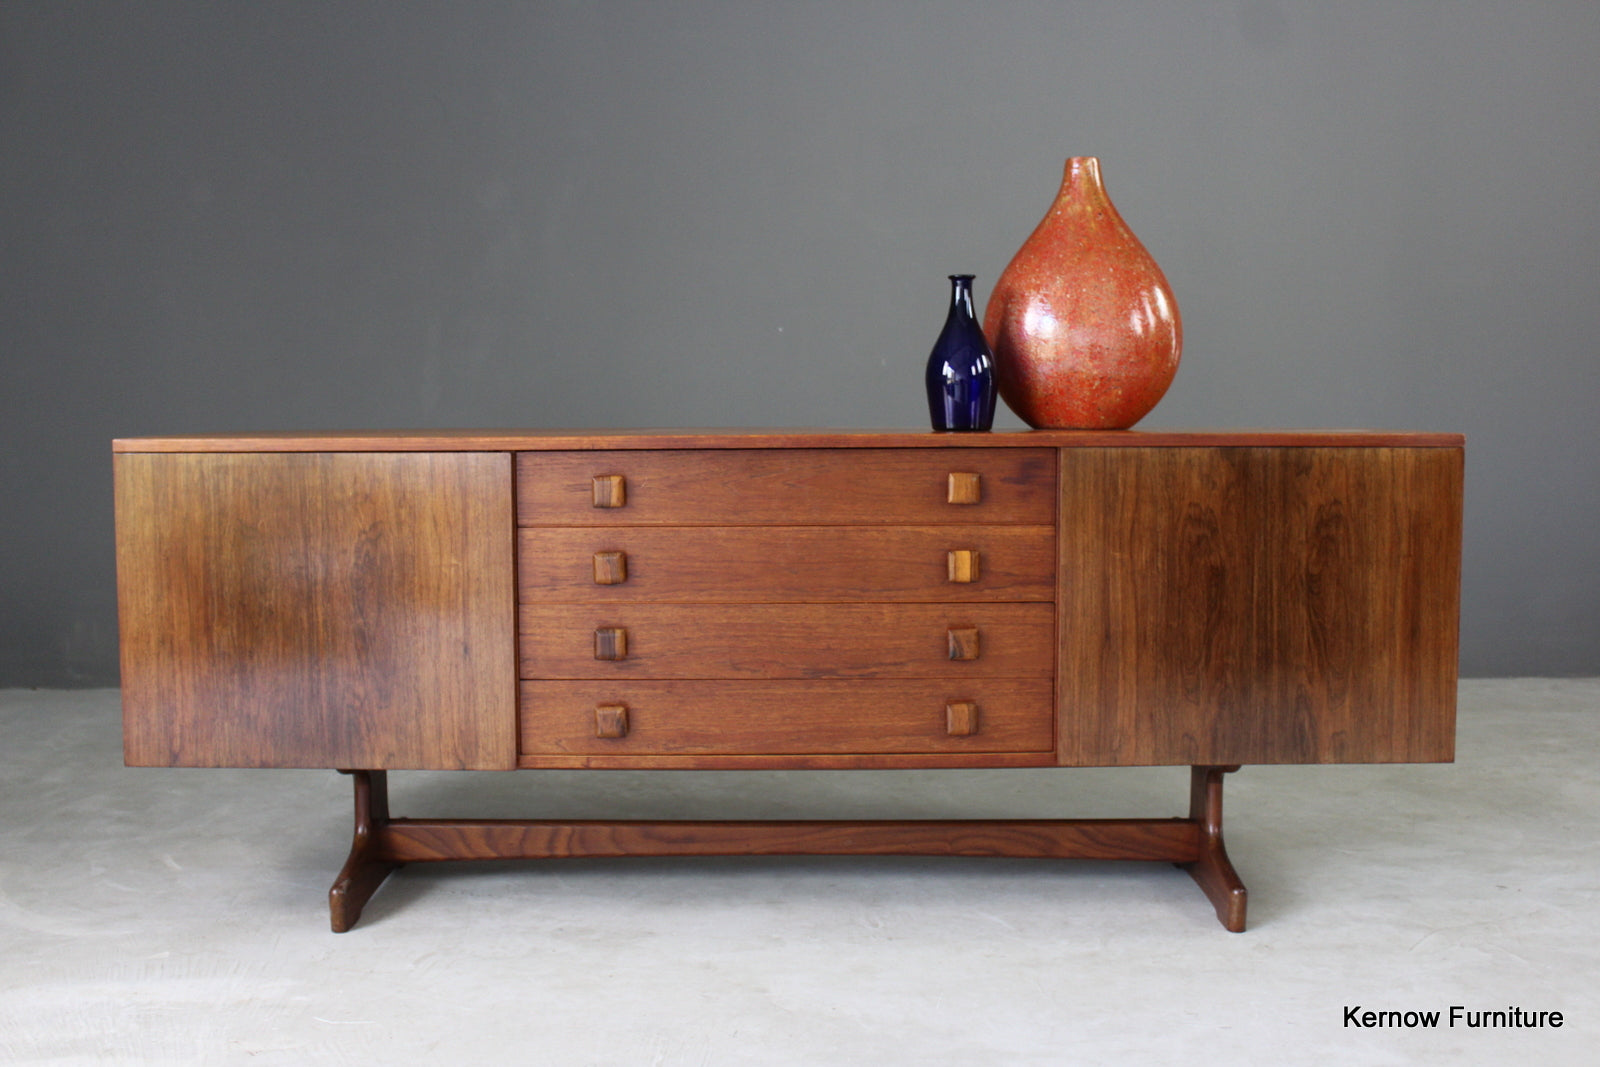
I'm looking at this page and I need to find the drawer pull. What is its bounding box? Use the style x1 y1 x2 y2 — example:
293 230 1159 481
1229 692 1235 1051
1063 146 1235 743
594 703 630 739
947 472 982 505
592 474 627 508
946 700 980 737
594 627 629 661
593 550 628 585
947 549 981 583
947 626 981 661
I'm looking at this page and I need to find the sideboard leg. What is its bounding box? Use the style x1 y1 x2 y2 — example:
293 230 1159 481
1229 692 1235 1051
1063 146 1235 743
1180 765 1248 932
319 767 1249 932
329 769 401 933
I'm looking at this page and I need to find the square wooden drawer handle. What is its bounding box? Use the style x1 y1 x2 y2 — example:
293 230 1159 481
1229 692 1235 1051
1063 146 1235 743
947 626 981 661
592 474 627 508
595 703 630 739
593 550 628 585
594 626 628 661
947 549 980 583
946 701 980 737
947 472 982 505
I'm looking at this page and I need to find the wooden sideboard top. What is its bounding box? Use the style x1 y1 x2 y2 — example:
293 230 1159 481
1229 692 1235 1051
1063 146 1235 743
113 428 1465 452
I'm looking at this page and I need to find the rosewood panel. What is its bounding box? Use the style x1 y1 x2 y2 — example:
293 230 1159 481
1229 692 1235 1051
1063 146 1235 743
518 602 1055 679
117 452 517 769
518 526 1056 603
514 448 1057 526
519 678 1055 755
1057 447 1462 766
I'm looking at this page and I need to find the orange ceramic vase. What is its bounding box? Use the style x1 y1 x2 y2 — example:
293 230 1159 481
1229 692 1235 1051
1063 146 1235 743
984 157 1182 429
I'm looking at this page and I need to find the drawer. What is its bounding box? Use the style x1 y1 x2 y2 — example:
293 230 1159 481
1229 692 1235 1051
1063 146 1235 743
518 526 1056 603
515 449 1057 526
519 603 1055 679
519 679 1055 755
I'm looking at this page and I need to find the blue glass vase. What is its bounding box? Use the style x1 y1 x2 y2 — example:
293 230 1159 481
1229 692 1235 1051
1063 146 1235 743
925 274 997 431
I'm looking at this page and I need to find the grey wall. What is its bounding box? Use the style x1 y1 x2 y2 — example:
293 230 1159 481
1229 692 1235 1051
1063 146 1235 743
3 1 1597 685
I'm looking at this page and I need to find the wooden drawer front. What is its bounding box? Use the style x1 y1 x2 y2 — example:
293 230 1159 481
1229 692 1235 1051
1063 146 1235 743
520 680 1054 755
515 449 1057 526
519 603 1055 679
519 525 1056 603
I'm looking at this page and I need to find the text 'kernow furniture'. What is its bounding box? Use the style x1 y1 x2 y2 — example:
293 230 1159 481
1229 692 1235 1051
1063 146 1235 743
114 430 1463 931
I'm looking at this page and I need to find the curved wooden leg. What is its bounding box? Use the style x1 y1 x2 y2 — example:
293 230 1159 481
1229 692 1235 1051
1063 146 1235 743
1180 765 1248 932
329 770 402 933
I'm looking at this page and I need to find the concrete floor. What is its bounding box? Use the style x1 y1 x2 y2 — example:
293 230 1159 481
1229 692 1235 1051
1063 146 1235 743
1 681 1596 1065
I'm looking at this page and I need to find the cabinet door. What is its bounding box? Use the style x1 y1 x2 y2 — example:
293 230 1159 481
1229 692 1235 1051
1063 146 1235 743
1058 447 1462 766
117 452 515 769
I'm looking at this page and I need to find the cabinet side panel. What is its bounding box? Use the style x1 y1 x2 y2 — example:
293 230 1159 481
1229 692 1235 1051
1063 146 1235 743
1058 447 1460 766
117 452 516 769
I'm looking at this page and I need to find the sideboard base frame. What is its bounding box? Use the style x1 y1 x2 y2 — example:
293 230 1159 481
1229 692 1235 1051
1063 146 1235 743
329 766 1248 933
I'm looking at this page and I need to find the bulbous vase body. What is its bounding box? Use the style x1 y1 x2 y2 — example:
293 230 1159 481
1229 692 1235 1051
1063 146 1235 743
925 274 997 432
984 157 1182 430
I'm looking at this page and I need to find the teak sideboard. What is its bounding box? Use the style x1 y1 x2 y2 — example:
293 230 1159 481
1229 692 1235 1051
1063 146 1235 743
113 430 1464 932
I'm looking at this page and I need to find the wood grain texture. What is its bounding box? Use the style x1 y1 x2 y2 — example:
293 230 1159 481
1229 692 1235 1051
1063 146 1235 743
115 429 1466 453
519 679 1054 755
515 448 1057 526
520 603 1052 679
519 526 1056 603
371 818 1202 864
116 452 517 769
1057 447 1462 766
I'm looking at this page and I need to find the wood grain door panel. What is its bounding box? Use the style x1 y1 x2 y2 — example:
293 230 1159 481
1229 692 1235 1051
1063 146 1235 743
1057 446 1462 766
116 452 517 769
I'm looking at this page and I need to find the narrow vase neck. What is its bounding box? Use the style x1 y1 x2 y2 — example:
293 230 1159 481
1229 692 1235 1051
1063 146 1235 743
1061 157 1105 200
947 275 977 319
1047 156 1126 233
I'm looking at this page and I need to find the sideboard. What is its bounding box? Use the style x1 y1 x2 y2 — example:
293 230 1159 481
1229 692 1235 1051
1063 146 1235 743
114 430 1463 931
